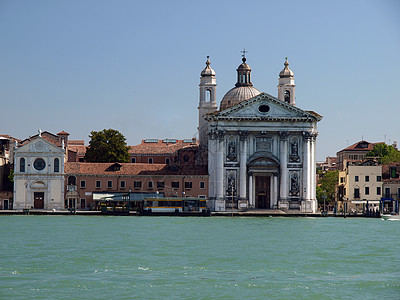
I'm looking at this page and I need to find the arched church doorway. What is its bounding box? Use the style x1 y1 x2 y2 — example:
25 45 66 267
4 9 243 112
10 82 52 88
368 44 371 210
248 154 280 210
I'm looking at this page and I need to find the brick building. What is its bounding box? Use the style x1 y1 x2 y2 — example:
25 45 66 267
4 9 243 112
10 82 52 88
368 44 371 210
64 162 208 210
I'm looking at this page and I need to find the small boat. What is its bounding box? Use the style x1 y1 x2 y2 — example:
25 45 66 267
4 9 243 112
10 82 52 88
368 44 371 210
381 213 400 220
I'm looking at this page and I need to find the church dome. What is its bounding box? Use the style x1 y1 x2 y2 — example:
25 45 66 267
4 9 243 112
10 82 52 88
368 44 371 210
219 56 261 111
220 86 261 110
201 56 216 76
279 58 294 78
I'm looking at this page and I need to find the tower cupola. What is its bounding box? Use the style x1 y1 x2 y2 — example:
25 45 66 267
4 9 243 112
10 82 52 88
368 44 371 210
277 57 296 106
235 57 253 87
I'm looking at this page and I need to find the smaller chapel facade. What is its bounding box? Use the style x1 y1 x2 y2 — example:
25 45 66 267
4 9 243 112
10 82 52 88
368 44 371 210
198 56 322 213
13 133 66 210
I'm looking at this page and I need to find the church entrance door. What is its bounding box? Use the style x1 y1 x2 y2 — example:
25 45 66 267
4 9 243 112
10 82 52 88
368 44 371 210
255 176 270 209
34 192 44 209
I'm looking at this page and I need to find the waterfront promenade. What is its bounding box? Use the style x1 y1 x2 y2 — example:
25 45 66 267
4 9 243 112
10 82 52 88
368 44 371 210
0 209 367 217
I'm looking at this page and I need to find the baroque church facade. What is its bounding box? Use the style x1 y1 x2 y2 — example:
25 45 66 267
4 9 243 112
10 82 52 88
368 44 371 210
198 56 322 213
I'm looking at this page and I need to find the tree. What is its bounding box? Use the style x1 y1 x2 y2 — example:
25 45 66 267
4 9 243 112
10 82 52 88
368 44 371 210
84 129 130 163
316 170 338 206
367 143 400 164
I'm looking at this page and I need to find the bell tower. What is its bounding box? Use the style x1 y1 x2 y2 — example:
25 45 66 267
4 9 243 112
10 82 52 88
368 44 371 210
198 56 217 147
278 58 296 106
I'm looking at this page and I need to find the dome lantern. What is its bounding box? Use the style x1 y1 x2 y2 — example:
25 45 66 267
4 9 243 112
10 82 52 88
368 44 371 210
220 54 261 111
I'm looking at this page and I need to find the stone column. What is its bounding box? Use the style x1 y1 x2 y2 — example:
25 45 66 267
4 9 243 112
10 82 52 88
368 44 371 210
302 132 311 200
216 130 225 199
311 133 318 200
239 131 248 200
273 173 278 208
279 131 289 201
208 130 217 199
249 173 253 208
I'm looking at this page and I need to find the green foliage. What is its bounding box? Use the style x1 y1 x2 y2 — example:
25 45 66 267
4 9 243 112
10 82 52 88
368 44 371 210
316 170 338 205
8 168 14 183
367 143 400 164
84 129 130 163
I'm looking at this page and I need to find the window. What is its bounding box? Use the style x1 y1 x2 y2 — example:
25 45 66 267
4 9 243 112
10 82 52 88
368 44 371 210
198 195 206 199
340 177 344 183
78 157 84 162
172 181 179 189
107 181 112 188
20 158 25 172
166 158 170 165
148 157 153 164
68 176 76 185
185 181 192 189
200 181 205 189
80 180 86 188
354 188 360 198
377 176 382 182
157 181 165 189
398 188 400 199
183 156 189 163
365 187 369 195
148 181 153 189
96 180 101 188
344 188 346 195
134 181 142 189
120 180 126 188
54 158 60 172
385 188 390 198
377 187 381 195
33 158 46 171
284 90 290 103
131 157 136 163
365 176 369 182
355 176 359 182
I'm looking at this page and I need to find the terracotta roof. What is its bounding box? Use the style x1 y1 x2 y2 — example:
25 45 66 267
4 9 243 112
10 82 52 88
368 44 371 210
338 140 382 153
20 131 59 146
69 140 85 145
129 139 198 155
65 162 208 176
57 131 70 135
67 144 87 155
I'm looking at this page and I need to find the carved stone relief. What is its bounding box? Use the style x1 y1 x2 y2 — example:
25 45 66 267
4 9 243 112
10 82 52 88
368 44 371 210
255 137 272 152
289 171 300 196
226 170 237 196
289 136 300 162
226 136 237 161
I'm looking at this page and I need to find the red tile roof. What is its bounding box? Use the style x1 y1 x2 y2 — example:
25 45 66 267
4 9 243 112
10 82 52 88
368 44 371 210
338 140 382 153
129 139 198 155
67 144 87 155
57 131 70 135
65 162 208 176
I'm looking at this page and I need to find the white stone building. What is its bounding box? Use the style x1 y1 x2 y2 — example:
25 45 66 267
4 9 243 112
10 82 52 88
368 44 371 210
13 134 66 210
198 56 322 212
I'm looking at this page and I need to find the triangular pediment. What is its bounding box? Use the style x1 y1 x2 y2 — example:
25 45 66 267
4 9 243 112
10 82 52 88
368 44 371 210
206 93 321 122
15 136 64 154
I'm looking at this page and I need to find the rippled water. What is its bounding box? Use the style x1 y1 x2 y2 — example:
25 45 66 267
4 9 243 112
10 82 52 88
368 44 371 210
0 216 399 299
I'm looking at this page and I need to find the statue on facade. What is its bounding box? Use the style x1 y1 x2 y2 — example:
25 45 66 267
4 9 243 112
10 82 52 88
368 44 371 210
227 140 237 161
290 172 300 196
290 138 300 162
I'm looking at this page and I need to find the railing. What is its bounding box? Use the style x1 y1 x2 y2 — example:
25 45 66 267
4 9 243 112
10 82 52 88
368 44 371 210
67 185 76 192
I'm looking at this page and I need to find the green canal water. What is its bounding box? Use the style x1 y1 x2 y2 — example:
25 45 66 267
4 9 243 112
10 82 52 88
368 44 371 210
0 216 399 299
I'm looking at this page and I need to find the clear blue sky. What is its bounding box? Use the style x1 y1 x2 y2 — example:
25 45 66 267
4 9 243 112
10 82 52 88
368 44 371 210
1 0 399 161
